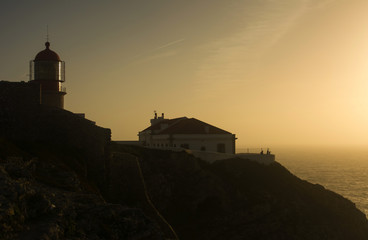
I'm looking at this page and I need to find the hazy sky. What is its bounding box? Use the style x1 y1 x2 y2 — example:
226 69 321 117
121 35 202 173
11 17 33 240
1 0 368 148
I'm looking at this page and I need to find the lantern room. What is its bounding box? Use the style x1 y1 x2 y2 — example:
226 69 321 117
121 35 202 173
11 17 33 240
29 42 66 108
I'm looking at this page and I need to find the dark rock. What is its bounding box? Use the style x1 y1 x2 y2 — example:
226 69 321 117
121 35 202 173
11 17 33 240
117 145 368 240
0 157 164 240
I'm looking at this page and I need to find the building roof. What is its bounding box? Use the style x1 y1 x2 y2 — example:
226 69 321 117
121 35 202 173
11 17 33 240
141 117 232 135
34 42 61 61
141 117 185 132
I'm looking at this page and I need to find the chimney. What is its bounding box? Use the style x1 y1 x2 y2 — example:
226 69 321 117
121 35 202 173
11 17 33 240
150 112 166 126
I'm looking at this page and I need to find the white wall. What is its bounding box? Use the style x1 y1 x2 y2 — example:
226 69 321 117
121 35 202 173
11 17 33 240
139 133 235 154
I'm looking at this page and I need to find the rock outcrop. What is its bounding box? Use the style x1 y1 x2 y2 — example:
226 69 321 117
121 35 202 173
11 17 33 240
0 149 163 240
115 145 368 240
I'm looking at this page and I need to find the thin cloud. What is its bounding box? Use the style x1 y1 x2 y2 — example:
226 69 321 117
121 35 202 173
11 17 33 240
135 50 178 65
121 38 185 68
194 2 301 90
134 38 185 58
193 0 336 97
127 38 185 64
153 39 185 51
304 0 337 9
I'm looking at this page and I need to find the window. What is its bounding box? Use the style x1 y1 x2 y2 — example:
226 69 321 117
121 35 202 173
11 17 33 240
180 144 189 149
200 146 206 151
217 143 226 153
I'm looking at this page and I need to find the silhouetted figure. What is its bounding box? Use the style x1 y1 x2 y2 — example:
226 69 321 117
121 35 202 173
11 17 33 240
260 149 264 155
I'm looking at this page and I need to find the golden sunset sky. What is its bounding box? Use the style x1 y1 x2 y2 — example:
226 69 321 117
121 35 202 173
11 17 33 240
1 0 368 148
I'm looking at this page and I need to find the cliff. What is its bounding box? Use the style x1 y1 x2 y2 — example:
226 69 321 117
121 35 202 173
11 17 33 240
114 145 368 240
1 81 368 239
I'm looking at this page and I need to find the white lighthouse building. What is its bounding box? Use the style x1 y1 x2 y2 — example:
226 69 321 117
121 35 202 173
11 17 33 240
139 113 236 154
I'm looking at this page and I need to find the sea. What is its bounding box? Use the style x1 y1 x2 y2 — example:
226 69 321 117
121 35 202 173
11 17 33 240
238 146 368 217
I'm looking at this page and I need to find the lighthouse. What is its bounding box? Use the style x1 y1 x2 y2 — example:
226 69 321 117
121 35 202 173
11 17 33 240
29 42 66 108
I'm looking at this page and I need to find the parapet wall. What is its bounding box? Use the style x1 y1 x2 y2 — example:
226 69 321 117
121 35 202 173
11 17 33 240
167 148 276 165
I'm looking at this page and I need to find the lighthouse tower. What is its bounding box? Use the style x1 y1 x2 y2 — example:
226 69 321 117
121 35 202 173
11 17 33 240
29 42 66 108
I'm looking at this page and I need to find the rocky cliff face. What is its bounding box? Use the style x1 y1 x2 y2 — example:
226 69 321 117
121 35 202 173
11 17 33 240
0 141 164 240
4 141 368 240
114 145 368 240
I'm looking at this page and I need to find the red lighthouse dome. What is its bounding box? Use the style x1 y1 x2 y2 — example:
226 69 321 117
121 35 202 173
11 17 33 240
34 42 61 61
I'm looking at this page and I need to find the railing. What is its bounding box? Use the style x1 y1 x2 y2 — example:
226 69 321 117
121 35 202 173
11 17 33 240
59 86 66 93
237 148 273 154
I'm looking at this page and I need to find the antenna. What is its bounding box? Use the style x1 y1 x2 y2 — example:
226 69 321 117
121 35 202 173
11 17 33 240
46 25 49 42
